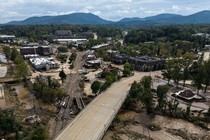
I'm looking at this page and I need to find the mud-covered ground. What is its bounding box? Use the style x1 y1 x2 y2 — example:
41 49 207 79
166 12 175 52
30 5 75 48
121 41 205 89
103 110 210 140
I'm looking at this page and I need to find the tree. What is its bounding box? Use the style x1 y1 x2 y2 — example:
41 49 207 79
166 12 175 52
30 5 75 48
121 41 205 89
141 88 154 114
59 70 66 83
189 62 205 94
157 85 169 109
31 125 49 140
14 61 29 81
171 59 183 87
69 52 77 63
141 76 152 89
167 98 179 117
123 62 133 76
57 46 68 52
11 48 19 61
203 60 210 93
3 46 11 60
0 109 20 136
91 80 101 94
162 60 174 84
182 61 190 87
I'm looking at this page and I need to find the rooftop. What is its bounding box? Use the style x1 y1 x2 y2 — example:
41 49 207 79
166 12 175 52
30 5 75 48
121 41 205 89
30 57 55 66
0 35 15 38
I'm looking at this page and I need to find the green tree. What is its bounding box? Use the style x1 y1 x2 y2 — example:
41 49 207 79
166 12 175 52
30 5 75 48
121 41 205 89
162 60 174 84
141 76 152 89
11 48 19 61
57 46 68 52
91 80 101 94
3 46 11 60
0 109 20 136
203 60 210 93
182 61 190 87
14 61 29 81
59 70 67 83
123 62 133 76
69 52 77 63
157 85 169 109
190 62 205 94
167 98 179 117
171 59 183 87
31 125 49 140
141 88 154 114
14 55 24 64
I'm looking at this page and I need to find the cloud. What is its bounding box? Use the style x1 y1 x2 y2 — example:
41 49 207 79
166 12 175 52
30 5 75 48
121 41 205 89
171 5 181 12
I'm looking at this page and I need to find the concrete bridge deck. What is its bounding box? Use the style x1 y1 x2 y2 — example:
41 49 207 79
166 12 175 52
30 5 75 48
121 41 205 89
55 72 158 140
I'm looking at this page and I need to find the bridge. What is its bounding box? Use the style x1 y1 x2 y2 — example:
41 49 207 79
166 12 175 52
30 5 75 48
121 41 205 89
55 72 158 140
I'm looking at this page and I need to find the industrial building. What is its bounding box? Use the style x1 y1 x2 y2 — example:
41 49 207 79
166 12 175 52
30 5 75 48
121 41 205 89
20 45 53 56
29 57 59 70
111 53 165 71
0 34 16 43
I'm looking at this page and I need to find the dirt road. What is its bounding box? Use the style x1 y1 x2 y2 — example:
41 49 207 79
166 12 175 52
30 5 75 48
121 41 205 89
53 52 85 137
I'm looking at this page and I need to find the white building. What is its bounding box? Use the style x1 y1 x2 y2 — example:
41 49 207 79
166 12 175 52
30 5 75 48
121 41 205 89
29 57 59 70
54 38 87 44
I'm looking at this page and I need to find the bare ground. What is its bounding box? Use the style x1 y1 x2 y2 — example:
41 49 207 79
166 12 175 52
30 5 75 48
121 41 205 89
103 111 210 140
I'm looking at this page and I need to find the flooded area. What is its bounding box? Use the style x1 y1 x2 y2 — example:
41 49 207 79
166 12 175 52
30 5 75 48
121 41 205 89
103 111 210 140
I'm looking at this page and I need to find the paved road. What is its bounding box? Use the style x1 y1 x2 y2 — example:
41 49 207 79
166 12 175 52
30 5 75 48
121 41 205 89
55 71 160 140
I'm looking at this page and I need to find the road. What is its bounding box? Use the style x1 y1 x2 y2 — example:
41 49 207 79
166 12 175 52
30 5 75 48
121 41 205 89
53 52 85 137
55 71 160 140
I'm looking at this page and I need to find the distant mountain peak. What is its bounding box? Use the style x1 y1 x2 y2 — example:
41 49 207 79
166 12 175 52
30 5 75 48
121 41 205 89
5 10 210 25
7 13 112 25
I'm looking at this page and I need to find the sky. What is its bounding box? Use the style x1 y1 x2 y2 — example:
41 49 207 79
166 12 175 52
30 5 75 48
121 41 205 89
0 0 210 23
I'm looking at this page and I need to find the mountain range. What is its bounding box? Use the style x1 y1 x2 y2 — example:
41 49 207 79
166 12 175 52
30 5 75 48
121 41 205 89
6 10 210 25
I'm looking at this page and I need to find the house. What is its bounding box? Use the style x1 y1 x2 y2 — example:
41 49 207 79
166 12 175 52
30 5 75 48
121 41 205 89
172 90 204 102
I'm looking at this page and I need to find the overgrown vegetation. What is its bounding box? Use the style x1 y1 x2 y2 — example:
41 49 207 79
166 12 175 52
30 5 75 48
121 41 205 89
33 76 66 103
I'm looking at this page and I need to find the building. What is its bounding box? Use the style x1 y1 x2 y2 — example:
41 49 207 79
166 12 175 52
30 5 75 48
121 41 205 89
128 56 165 71
55 30 72 36
0 35 16 43
111 53 128 64
111 53 165 71
91 43 109 50
172 90 204 102
20 45 53 56
53 39 87 44
29 57 59 70
84 59 101 69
